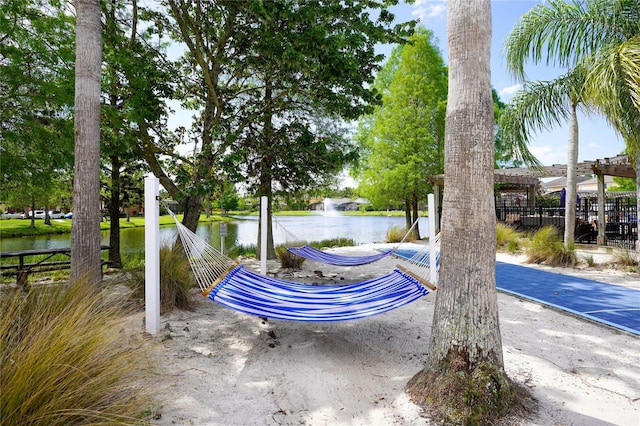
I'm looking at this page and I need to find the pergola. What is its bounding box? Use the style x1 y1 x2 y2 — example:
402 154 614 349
430 155 636 245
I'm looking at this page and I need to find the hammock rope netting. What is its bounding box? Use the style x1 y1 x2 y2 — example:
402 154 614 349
283 214 424 266
285 245 395 266
167 209 438 322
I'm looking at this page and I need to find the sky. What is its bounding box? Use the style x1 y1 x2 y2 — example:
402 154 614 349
385 0 625 166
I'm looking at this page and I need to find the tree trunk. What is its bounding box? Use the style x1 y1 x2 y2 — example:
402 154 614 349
404 199 412 232
636 154 640 275
71 0 103 285
564 104 579 247
182 194 204 232
412 194 421 240
107 155 122 269
256 78 276 260
257 171 277 260
29 196 35 229
406 0 514 422
181 97 219 233
44 203 51 225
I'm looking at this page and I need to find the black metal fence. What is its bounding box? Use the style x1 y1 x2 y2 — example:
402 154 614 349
496 192 637 250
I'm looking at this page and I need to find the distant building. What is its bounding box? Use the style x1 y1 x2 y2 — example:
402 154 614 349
308 197 371 211
540 176 590 194
577 175 616 191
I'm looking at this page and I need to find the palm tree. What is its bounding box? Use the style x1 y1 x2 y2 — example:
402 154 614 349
71 0 103 285
580 1 640 252
500 67 591 247
503 0 640 250
406 1 515 423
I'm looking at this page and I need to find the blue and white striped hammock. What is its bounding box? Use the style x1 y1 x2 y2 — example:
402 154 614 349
286 245 395 266
166 208 433 322
281 214 426 266
209 264 429 322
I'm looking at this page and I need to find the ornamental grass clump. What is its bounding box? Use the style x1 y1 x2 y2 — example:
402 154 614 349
496 222 524 253
0 280 156 425
525 226 576 267
386 225 415 243
611 245 638 268
276 242 306 269
228 243 257 258
309 237 354 249
158 245 196 311
127 244 196 313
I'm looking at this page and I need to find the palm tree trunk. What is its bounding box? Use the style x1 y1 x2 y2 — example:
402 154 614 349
407 0 514 421
71 0 103 285
564 104 579 247
636 154 640 275
425 0 503 372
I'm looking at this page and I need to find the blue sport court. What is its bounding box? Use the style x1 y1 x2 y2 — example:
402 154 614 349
392 248 640 335
495 262 640 336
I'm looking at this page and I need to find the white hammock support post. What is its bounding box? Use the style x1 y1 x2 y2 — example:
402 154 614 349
260 196 267 275
144 174 160 335
428 193 437 284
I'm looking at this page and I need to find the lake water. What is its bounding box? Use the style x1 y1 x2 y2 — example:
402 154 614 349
0 214 429 254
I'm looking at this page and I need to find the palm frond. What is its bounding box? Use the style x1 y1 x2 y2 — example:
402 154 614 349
503 0 632 81
585 37 640 140
502 77 572 137
498 67 599 168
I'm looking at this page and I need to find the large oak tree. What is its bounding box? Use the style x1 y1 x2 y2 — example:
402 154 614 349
159 0 414 258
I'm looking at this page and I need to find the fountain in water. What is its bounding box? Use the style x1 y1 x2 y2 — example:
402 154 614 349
323 198 340 217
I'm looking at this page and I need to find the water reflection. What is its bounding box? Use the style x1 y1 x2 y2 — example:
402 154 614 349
1 215 428 254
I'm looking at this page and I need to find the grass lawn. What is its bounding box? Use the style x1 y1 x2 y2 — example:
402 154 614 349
0 210 407 239
0 214 226 239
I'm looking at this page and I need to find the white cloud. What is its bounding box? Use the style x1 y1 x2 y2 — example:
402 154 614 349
529 144 567 165
498 83 522 100
412 0 447 21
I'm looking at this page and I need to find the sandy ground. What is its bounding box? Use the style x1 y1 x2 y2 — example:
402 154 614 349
146 244 640 425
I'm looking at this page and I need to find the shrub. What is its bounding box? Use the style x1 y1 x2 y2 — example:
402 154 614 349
496 223 524 253
0 280 156 425
228 243 257 258
276 243 306 269
386 225 415 243
127 244 196 313
582 254 596 267
309 237 355 249
611 245 638 267
525 226 576 267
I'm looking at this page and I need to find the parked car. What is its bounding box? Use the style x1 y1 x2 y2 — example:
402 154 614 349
49 210 65 219
64 212 73 219
1 211 22 219
22 210 46 219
